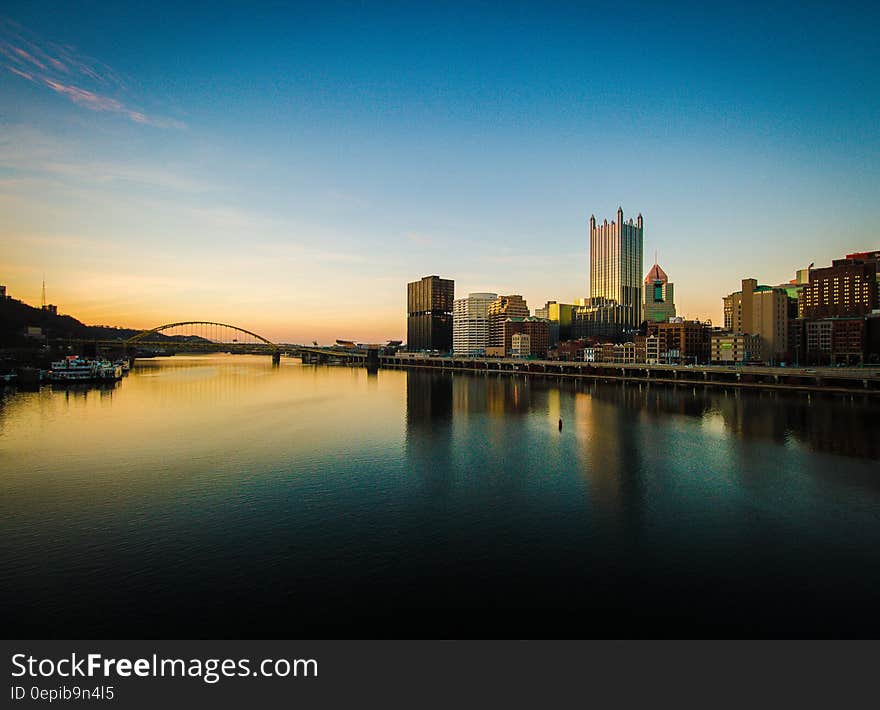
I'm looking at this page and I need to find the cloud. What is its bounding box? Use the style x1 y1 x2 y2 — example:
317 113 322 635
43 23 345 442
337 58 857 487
0 17 184 129
7 65 32 80
39 78 185 128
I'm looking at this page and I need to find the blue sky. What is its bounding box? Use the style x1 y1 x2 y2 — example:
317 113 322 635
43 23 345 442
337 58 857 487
1 1 878 342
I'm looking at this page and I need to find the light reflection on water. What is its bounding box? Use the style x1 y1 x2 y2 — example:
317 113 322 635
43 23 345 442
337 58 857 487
0 354 878 638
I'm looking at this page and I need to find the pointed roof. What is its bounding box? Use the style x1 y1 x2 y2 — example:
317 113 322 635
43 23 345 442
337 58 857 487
644 262 669 284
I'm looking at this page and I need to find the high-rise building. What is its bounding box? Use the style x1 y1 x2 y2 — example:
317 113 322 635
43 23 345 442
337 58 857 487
722 278 795 363
643 261 676 323
407 275 454 352
589 207 644 327
787 251 880 365
453 292 497 355
800 252 879 318
488 295 529 347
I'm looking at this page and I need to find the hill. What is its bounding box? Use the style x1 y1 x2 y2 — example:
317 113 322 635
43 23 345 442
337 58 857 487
0 297 203 347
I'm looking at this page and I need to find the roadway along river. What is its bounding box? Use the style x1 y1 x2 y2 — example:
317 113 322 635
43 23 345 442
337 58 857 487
1 354 879 637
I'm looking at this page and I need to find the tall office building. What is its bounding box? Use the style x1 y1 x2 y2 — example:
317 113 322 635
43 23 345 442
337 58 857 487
722 278 795 363
407 275 454 352
643 261 676 323
800 252 879 318
453 292 497 355
488 295 529 347
589 207 644 327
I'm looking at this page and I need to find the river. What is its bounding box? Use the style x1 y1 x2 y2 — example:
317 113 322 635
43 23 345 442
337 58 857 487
1 354 878 637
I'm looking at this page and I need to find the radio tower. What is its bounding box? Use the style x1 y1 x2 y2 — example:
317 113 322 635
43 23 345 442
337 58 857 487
41 277 46 309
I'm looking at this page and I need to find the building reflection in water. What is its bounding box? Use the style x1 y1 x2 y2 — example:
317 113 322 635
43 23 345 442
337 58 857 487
581 381 880 461
405 370 879 517
405 370 454 496
406 369 880 464
451 373 533 418
571 382 646 546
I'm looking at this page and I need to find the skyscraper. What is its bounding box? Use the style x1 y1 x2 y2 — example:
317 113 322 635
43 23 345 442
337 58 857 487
589 207 644 327
453 292 497 355
643 260 676 323
407 275 454 352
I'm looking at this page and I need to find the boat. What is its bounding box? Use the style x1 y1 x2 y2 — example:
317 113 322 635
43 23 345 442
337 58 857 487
47 356 123 383
114 359 131 373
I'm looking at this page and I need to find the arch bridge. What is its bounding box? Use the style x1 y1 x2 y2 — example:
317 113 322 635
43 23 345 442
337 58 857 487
126 321 278 347
124 321 282 362
66 321 375 366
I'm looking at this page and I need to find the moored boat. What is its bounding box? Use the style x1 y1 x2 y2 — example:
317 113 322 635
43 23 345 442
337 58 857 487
47 356 123 383
113 359 131 373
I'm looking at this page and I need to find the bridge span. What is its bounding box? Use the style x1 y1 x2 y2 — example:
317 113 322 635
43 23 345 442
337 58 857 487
62 319 381 367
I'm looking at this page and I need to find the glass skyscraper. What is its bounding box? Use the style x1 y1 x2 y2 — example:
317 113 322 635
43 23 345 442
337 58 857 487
589 207 644 328
407 275 454 352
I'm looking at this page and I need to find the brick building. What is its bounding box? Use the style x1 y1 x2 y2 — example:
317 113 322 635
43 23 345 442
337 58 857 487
647 319 711 364
502 317 550 357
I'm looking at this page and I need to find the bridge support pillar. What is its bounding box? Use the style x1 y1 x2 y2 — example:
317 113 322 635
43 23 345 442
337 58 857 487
272 351 281 365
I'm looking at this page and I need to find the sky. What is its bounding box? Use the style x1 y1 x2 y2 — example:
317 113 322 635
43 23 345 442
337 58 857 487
1 1 878 343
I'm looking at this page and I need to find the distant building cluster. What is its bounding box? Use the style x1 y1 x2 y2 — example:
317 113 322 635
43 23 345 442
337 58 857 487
405 210 880 366
720 251 880 366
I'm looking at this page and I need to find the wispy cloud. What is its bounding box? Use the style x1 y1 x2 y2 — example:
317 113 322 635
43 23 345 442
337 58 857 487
0 17 184 129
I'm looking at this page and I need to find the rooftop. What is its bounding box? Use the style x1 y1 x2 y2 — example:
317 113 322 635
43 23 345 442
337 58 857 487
644 262 669 284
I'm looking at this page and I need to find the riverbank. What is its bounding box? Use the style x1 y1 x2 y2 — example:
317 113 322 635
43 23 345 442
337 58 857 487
379 356 880 397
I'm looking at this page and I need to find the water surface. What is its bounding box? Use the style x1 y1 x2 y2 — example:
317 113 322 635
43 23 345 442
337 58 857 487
1 354 878 637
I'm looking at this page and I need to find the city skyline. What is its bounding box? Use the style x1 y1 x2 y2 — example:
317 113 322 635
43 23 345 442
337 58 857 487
2 2 879 342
